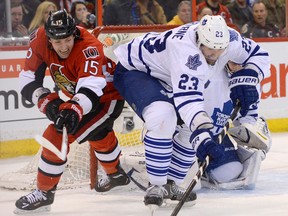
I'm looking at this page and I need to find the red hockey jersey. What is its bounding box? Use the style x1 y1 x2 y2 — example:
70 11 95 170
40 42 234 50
197 2 233 24
22 26 122 104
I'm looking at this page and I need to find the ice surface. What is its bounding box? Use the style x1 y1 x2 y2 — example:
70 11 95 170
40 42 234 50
1 132 287 216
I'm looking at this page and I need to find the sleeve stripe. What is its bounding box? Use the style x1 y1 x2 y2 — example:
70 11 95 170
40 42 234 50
176 98 204 111
127 39 135 68
139 34 152 75
243 45 269 65
174 91 203 98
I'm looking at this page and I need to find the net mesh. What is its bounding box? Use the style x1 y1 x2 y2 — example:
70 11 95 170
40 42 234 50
0 130 145 191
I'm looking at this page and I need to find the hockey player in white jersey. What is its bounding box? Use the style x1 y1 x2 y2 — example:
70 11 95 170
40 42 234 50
113 15 271 207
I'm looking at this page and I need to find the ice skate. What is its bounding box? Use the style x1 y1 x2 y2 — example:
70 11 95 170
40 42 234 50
95 166 130 192
163 180 197 206
14 186 56 214
144 184 167 212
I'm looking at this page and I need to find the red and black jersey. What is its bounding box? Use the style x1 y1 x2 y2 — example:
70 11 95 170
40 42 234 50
197 1 233 24
21 26 121 105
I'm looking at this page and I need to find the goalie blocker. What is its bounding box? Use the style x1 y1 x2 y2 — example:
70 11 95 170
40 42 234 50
201 117 272 190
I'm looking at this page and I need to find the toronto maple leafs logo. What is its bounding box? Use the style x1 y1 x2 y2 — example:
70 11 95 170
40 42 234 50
185 54 202 70
201 18 207 26
211 101 233 134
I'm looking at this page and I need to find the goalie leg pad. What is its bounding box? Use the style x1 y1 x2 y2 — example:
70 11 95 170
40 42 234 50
201 145 264 190
201 136 243 189
235 145 264 190
229 117 272 152
208 161 243 183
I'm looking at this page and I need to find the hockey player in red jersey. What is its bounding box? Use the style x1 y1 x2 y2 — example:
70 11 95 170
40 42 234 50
15 10 130 214
197 0 233 24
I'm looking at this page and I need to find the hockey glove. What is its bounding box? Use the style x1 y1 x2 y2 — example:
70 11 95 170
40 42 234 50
190 129 224 162
54 101 83 134
38 92 64 122
229 69 259 116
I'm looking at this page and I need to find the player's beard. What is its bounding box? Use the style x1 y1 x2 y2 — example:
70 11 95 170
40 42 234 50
206 57 217 65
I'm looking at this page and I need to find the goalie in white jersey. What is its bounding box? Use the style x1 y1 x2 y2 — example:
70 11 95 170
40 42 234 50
113 15 272 207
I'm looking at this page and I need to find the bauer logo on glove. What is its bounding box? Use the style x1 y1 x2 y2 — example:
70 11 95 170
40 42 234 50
228 76 258 87
229 69 260 116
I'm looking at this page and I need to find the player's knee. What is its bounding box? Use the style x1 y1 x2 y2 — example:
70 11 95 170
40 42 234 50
90 131 118 152
174 125 193 148
143 101 177 138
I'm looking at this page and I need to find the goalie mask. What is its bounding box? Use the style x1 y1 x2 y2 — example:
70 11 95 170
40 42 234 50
197 15 230 50
45 9 76 39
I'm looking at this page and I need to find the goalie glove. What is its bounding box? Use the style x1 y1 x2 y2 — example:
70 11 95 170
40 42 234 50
229 69 259 116
54 101 83 134
229 116 272 153
37 92 64 122
190 129 224 162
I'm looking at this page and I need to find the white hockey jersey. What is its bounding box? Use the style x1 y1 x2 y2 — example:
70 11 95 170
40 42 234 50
114 23 270 134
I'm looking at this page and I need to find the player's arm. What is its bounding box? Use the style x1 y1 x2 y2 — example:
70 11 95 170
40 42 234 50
171 55 224 163
72 45 107 115
172 55 213 132
228 29 270 82
227 31 270 116
20 64 65 122
54 45 107 134
19 32 65 122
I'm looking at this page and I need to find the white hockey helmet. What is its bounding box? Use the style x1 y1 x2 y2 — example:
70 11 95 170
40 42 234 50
197 15 230 49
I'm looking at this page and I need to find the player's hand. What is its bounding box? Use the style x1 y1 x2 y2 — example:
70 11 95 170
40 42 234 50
38 92 64 122
229 69 259 116
190 128 224 162
54 101 83 134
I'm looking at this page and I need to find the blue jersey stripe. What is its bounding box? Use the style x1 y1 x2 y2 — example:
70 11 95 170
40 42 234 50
127 39 135 68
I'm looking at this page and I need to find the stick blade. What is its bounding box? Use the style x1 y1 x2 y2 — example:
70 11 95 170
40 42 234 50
34 135 66 161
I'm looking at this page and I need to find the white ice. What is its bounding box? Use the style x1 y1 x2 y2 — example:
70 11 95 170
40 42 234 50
1 132 288 216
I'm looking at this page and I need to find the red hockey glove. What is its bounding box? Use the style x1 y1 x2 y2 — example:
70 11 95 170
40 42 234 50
37 93 64 122
54 101 83 134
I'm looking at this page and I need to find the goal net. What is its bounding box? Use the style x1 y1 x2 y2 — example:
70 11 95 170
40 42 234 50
0 25 175 191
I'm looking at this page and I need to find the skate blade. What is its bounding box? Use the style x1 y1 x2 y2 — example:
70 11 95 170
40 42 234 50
14 205 51 215
147 204 159 216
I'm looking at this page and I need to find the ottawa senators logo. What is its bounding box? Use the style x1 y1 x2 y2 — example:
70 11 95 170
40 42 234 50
29 28 38 43
50 63 76 94
82 46 99 59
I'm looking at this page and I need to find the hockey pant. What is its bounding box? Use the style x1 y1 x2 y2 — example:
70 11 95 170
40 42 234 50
37 99 124 191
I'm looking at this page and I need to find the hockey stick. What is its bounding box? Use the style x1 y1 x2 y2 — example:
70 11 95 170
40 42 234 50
34 125 68 161
127 168 148 191
170 103 241 216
